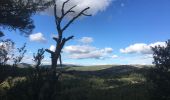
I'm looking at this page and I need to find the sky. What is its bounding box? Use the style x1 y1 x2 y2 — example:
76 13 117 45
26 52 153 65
1 0 170 65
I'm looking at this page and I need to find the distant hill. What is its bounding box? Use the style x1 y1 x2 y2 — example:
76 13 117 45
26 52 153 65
17 63 33 68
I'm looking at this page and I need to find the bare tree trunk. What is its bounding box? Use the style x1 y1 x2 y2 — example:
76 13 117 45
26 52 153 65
51 55 58 75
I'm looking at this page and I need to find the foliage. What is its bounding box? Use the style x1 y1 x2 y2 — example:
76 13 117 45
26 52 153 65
33 48 45 69
148 39 170 100
0 31 4 37
0 65 150 100
13 43 27 67
152 40 170 72
0 39 14 65
0 65 61 100
0 0 53 35
33 48 45 78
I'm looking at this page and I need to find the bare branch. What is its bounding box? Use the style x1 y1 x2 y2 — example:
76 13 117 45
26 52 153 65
54 3 60 25
53 0 62 35
60 36 74 49
82 13 92 16
63 5 76 16
59 5 77 26
65 36 74 42
62 0 70 15
62 7 90 32
45 49 54 54
53 37 58 42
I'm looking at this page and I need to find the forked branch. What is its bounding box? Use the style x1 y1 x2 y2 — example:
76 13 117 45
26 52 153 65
53 0 91 33
45 49 54 54
62 0 70 15
62 7 91 32
65 36 74 42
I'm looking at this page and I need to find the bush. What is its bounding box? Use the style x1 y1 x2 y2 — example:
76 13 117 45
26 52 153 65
148 39 170 100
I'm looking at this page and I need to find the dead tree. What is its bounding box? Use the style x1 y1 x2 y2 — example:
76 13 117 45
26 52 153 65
46 0 91 76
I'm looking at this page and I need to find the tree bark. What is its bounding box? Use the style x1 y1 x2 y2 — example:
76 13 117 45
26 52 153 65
51 55 57 73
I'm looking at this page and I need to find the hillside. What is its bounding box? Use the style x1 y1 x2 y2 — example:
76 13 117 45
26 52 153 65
0 65 152 100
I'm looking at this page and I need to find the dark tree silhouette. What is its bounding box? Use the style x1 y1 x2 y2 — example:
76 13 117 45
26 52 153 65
149 39 170 100
32 48 45 79
0 31 4 37
33 48 45 69
45 0 91 76
0 0 53 36
13 43 27 67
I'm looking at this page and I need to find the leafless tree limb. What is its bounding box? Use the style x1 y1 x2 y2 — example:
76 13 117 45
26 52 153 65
62 7 91 32
62 0 70 15
65 36 74 42
61 5 76 19
45 49 54 54
53 37 58 42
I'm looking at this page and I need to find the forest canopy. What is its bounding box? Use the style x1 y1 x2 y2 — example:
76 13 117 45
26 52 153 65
0 0 53 36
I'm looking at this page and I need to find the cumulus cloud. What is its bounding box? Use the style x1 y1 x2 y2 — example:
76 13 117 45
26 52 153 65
64 45 96 54
79 37 93 44
49 45 56 52
44 0 112 17
29 32 46 43
69 52 103 59
48 36 115 60
120 42 166 54
63 45 113 59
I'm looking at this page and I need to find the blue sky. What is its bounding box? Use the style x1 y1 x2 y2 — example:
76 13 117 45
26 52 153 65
2 0 170 65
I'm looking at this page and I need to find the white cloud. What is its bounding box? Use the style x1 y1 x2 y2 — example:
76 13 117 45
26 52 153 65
111 55 118 58
44 0 112 17
149 42 166 47
120 43 151 54
69 52 103 59
64 45 96 54
49 45 56 52
29 32 46 43
103 47 113 53
63 45 113 59
118 41 166 65
120 42 166 54
79 37 93 44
